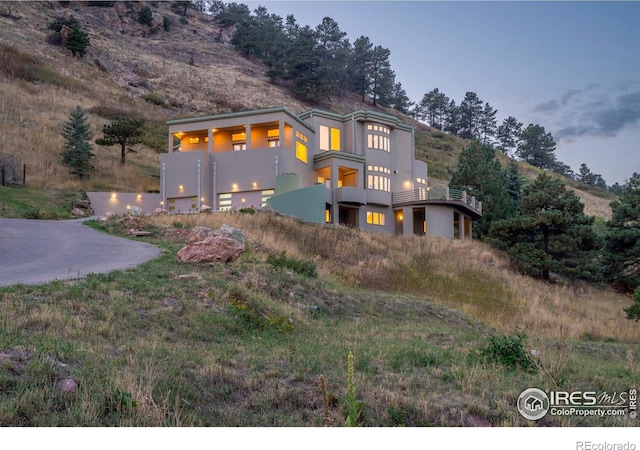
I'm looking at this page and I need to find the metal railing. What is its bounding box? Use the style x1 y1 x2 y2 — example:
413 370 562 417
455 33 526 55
392 187 482 213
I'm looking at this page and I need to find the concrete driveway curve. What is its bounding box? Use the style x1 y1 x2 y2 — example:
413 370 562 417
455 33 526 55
0 217 162 287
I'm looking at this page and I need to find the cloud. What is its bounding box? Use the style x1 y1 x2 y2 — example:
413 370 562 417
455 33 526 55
531 84 640 141
532 99 559 113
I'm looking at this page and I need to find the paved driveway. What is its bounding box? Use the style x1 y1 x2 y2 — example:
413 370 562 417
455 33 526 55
0 218 161 287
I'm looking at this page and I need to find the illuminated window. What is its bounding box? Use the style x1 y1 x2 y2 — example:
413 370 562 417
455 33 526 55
366 211 386 226
295 130 308 163
261 189 274 207
268 139 279 148
219 193 232 211
267 129 279 138
231 131 247 151
319 126 341 151
416 177 427 185
325 209 331 223
367 166 391 192
367 123 390 152
267 129 280 148
188 137 200 144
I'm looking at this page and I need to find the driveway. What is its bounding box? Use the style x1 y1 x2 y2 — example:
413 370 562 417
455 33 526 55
0 218 161 287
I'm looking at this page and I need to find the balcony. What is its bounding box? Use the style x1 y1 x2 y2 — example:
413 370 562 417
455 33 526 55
335 186 366 205
392 187 482 218
366 189 392 206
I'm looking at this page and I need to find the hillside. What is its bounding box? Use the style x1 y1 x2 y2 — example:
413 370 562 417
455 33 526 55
0 1 614 218
0 2 636 429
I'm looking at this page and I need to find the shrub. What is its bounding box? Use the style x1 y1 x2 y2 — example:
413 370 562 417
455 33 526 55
266 251 317 278
48 15 90 57
479 332 537 372
138 5 153 26
140 92 167 108
624 287 640 321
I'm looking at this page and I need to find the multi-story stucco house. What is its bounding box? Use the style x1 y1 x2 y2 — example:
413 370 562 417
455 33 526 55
160 107 481 240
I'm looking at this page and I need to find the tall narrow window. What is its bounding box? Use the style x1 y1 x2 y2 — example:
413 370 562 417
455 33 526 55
295 130 308 163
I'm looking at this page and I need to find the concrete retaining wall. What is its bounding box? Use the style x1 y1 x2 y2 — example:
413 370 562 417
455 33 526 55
87 192 162 216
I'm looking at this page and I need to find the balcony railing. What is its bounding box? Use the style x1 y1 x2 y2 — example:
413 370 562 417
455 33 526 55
392 187 482 213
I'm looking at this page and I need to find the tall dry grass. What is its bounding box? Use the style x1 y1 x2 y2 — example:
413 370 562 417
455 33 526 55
153 212 639 343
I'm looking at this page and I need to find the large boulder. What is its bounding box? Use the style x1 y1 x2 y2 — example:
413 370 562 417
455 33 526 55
177 225 246 263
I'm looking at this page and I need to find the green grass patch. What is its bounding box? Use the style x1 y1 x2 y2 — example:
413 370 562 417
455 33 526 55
0 186 82 219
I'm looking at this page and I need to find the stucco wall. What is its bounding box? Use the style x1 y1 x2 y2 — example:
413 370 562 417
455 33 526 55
87 192 162 216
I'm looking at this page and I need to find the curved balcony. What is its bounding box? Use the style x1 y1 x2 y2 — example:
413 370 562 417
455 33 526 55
392 187 482 218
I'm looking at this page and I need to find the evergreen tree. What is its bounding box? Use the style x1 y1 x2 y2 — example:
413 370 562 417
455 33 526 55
478 102 497 145
488 173 599 281
49 15 90 57
516 124 558 169
449 141 514 238
60 106 94 179
388 82 414 114
443 99 461 136
625 287 640 321
350 36 373 102
505 158 523 213
458 91 483 140
604 172 640 291
314 17 350 98
578 163 596 185
95 118 144 166
370 45 392 107
416 88 449 129
496 116 523 156
283 25 322 101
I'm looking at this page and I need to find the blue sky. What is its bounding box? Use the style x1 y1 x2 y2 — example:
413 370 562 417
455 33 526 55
244 1 640 185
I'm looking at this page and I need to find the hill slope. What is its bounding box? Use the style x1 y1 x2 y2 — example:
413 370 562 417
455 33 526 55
0 1 613 217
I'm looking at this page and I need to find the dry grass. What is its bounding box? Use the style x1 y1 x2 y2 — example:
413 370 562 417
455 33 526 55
153 212 639 343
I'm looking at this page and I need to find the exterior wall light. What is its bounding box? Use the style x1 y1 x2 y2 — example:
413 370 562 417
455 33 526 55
111 193 117 199
179 185 184 190
137 194 142 199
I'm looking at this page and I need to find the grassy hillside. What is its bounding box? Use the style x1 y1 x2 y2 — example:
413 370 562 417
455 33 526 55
0 211 637 426
0 1 614 219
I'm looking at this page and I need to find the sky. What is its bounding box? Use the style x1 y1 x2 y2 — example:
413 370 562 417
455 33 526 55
243 1 640 185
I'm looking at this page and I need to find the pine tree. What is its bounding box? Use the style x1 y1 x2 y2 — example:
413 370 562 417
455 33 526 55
95 118 144 166
516 124 558 169
449 141 514 238
604 172 640 291
578 163 596 185
496 116 523 156
505 158 523 213
478 102 497 145
488 173 599 281
416 88 449 129
458 91 483 140
60 106 94 179
350 36 373 103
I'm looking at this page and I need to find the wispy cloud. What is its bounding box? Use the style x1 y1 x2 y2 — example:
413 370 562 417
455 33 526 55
530 84 640 142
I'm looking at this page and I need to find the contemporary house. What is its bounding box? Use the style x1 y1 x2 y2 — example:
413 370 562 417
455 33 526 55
160 107 481 240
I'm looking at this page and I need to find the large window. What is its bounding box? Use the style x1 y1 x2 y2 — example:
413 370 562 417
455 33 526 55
367 124 390 152
366 211 386 226
232 132 246 151
295 130 308 163
319 125 341 151
367 165 391 192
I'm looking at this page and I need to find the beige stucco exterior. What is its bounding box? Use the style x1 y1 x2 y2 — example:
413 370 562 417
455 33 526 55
160 107 481 239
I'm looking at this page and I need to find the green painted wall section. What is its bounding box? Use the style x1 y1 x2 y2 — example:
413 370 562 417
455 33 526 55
275 173 302 194
267 183 326 224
